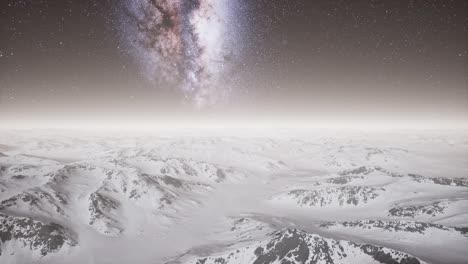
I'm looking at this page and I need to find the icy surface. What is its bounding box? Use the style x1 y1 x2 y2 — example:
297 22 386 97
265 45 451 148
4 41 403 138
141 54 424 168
0 129 467 263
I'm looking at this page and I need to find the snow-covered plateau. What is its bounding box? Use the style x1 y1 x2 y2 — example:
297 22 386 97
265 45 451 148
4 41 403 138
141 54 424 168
0 129 467 264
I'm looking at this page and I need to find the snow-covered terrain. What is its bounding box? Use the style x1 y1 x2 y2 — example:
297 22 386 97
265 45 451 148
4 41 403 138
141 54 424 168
0 129 467 264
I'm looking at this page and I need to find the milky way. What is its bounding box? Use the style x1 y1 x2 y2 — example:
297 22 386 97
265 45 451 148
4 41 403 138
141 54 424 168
119 0 244 107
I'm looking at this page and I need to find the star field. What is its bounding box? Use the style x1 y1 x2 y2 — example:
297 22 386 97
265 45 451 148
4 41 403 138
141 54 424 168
0 0 467 123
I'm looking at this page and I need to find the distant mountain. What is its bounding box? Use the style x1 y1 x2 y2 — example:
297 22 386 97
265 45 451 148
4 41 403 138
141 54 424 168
271 186 384 207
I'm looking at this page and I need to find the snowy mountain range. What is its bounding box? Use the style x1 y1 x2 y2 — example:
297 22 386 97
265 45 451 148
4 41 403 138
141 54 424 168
0 129 467 263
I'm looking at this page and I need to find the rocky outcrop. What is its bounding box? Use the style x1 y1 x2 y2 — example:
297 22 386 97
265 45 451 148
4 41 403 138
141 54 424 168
176 229 422 264
0 213 76 256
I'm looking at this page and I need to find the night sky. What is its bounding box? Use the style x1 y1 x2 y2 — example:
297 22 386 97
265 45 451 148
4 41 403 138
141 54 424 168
0 0 467 126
